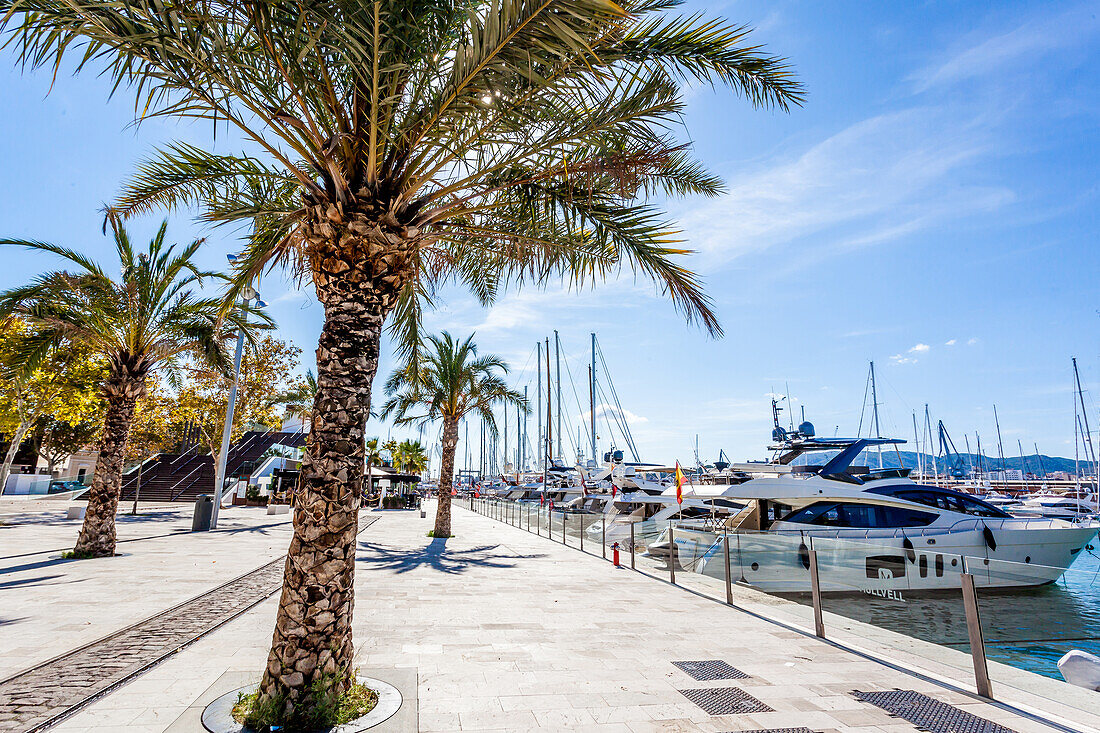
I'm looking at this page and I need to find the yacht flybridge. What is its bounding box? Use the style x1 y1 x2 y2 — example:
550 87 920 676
651 432 1098 592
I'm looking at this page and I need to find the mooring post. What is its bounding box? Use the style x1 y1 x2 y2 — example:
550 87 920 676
629 522 636 569
723 529 733 605
809 548 825 638
602 518 607 560
668 521 676 584
961 565 993 698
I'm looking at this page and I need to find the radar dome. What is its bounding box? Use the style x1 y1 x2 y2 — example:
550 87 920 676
798 421 816 437
771 427 787 442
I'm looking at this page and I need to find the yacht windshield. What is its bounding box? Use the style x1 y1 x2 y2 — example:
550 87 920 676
866 486 1009 518
781 501 937 528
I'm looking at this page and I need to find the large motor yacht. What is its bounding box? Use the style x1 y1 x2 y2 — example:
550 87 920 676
657 429 1098 593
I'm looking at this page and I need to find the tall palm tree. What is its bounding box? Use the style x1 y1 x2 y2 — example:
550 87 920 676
0 222 262 557
383 332 525 537
0 0 801 720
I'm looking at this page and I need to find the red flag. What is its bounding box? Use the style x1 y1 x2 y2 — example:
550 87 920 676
540 493 545 506
675 461 684 505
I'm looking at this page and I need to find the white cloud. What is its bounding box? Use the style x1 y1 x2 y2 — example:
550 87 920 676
945 339 957 346
676 106 1013 272
968 337 980 345
579 403 648 425
890 354 917 365
909 343 931 353
912 4 1100 92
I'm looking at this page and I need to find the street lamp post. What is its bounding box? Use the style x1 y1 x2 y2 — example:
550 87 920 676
210 262 264 529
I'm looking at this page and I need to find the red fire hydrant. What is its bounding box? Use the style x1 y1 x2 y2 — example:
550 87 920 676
612 542 621 568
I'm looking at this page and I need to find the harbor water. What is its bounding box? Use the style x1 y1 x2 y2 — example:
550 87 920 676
797 550 1100 680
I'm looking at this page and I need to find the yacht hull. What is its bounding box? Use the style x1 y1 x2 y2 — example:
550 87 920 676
665 525 1097 593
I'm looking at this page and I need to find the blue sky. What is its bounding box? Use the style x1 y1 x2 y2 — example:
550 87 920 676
1 1 1098 466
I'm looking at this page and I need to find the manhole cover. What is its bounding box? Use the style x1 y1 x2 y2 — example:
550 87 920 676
679 686 774 715
853 690 1017 733
672 660 749 681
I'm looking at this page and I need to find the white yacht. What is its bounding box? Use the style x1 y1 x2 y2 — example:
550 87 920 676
1012 492 1099 522
660 433 1097 593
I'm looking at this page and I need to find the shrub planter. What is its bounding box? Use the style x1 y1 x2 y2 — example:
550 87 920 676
200 677 402 733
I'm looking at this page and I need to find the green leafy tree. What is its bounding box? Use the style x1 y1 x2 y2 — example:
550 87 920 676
383 332 526 537
0 222 264 557
393 439 427 474
0 0 801 718
33 417 103 476
0 321 105 489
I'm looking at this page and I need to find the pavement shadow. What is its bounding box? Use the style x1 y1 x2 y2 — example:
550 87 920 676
356 539 546 575
0 574 65 590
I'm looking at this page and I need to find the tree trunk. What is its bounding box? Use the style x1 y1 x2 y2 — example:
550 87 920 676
74 375 143 557
257 205 411 725
0 418 32 495
433 417 459 538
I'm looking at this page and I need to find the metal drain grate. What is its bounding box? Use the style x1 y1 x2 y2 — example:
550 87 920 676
680 686 774 715
853 690 1017 733
725 729 817 733
672 660 749 681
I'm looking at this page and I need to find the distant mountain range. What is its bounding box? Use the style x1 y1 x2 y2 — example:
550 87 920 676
789 449 1088 476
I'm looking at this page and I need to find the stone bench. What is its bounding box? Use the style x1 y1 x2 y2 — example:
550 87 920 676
267 504 290 515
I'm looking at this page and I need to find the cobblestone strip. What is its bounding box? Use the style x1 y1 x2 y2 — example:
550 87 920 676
0 514 379 732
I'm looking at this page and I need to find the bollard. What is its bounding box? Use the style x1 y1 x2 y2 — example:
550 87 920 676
669 521 676 584
602 518 607 560
629 522 636 569
809 548 825 638
961 566 994 698
723 529 733 605
612 542 620 567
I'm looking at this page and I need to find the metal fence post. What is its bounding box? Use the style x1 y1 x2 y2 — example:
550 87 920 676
602 518 607 560
579 514 584 552
961 567 994 699
723 529 733 605
562 510 567 544
808 548 825 638
630 522 636 569
668 521 676 584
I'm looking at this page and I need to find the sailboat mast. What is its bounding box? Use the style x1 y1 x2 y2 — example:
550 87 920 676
925 405 937 486
536 342 542 471
912 412 922 479
554 330 562 460
544 338 551 487
993 404 1006 489
1072 357 1099 495
591 333 597 464
1018 439 1029 491
975 432 984 486
869 361 883 469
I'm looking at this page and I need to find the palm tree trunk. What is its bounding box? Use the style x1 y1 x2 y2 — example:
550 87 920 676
434 416 459 538
258 209 411 723
74 376 142 557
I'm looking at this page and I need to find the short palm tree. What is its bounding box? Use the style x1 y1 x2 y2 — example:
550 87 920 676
0 222 261 557
0 0 801 720
273 369 318 422
382 332 525 537
397 439 428 475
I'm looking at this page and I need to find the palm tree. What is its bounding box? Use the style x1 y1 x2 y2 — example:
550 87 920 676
382 332 525 537
272 369 318 422
0 0 801 719
0 222 261 557
397 439 428 475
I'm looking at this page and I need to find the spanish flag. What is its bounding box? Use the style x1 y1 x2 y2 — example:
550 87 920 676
675 461 684 505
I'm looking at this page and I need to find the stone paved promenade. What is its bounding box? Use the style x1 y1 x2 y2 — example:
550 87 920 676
1 497 1098 732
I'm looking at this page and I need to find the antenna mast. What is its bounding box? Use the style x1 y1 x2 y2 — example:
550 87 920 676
591 333 597 464
554 331 562 460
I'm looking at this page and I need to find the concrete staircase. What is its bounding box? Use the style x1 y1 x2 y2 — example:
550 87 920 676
118 430 307 503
